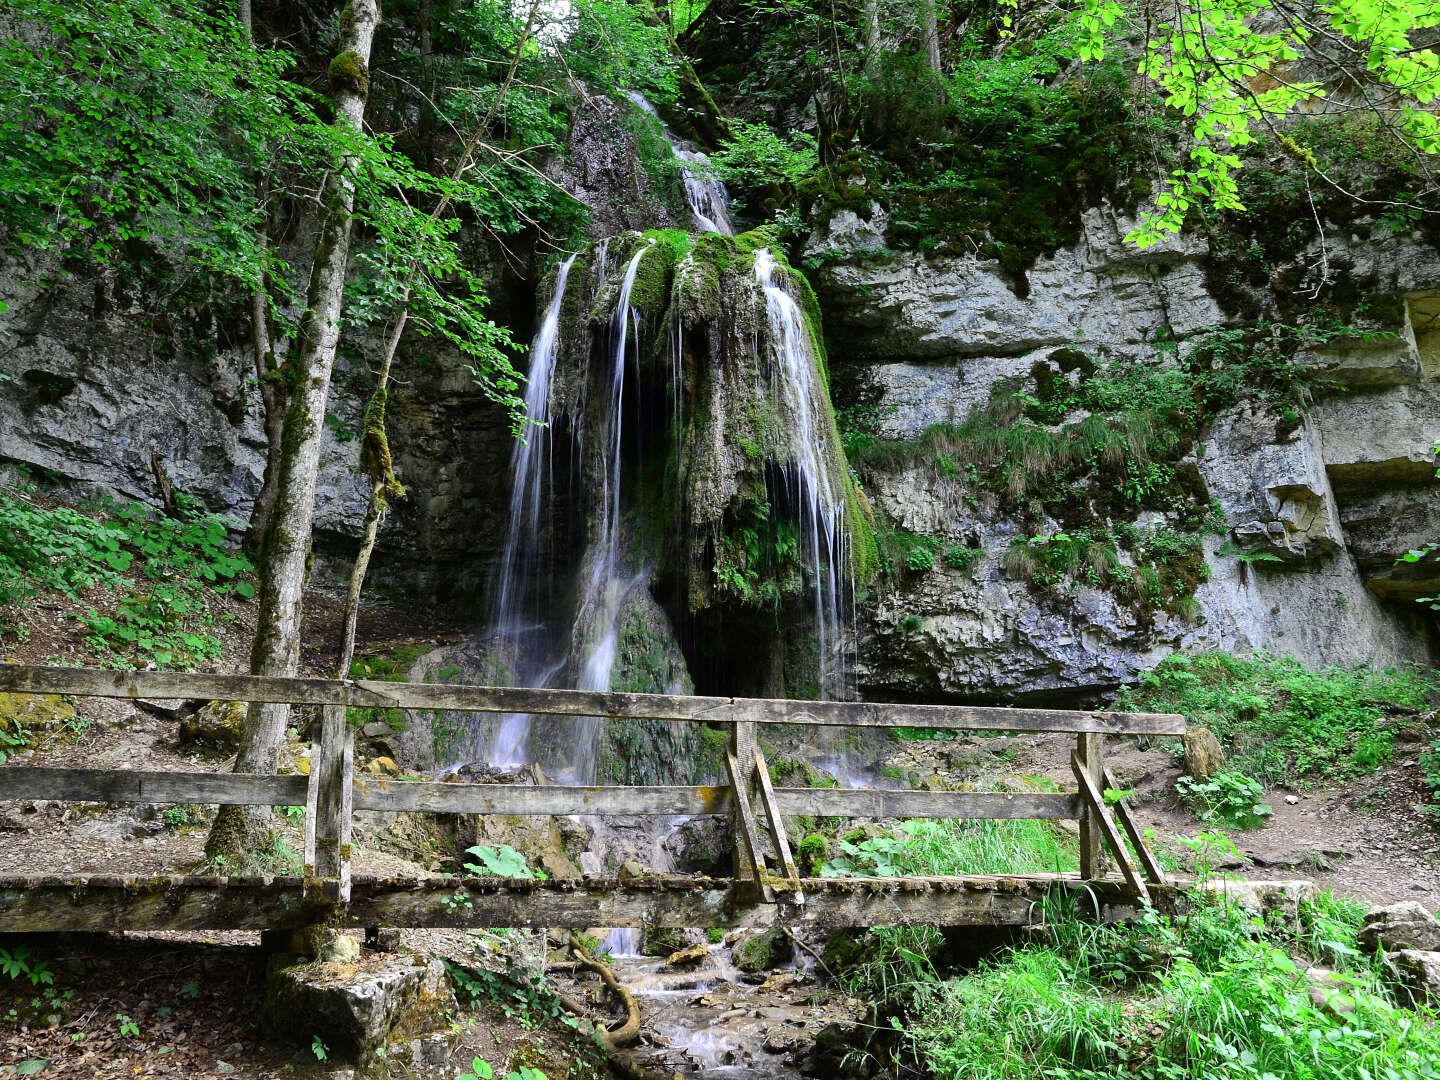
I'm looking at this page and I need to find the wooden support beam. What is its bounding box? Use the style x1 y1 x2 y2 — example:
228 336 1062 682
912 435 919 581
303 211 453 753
0 768 308 806
311 705 350 901
0 873 1175 933
1071 752 1150 905
0 665 1187 735
753 750 801 897
1102 765 1167 886
1076 733 1104 880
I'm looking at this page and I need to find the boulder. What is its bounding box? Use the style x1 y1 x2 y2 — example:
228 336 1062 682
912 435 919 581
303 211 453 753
262 952 456 1063
1390 949 1440 1001
645 926 702 958
1183 727 1226 780
665 943 710 967
732 928 793 973
179 700 247 756
1358 902 1440 953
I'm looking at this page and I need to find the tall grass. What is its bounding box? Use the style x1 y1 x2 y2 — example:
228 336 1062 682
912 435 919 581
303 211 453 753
907 891 1440 1080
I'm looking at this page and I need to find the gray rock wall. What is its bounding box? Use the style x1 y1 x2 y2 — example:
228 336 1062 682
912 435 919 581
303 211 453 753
814 203 1439 703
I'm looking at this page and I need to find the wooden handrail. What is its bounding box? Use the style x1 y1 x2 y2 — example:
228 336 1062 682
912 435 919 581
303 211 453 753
0 664 1187 735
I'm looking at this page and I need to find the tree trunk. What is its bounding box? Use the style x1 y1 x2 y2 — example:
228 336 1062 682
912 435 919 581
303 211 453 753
206 0 382 866
918 0 943 75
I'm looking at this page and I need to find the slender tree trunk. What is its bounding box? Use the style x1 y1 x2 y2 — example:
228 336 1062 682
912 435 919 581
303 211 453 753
207 0 382 865
917 0 943 77
244 227 288 556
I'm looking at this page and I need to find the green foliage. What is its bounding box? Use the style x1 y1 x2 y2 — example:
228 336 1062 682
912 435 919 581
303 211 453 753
0 947 54 988
0 482 252 667
1176 770 1273 829
1118 651 1439 785
463 844 537 879
1078 0 1440 247
905 891 1440 1080
943 544 982 573
822 817 1075 879
311 1035 328 1061
162 804 206 831
712 122 820 197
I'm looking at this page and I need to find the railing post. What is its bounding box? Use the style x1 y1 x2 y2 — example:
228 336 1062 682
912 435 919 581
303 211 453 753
1077 732 1105 879
305 704 353 902
726 717 769 896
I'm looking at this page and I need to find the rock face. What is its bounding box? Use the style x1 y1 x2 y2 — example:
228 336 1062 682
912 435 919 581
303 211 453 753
816 202 1438 703
1358 901 1440 953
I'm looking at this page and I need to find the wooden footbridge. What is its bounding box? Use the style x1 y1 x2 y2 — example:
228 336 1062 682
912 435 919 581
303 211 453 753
0 664 1186 935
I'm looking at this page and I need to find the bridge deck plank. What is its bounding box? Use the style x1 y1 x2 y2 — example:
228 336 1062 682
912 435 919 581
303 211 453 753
0 873 1172 932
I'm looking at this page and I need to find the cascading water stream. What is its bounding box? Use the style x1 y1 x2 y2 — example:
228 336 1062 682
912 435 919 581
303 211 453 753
625 91 734 236
753 248 854 702
486 253 578 768
566 241 655 782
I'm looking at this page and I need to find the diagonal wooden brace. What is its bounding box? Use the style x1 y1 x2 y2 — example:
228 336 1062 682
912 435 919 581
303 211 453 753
753 749 804 902
725 744 774 903
1101 765 1167 886
1071 751 1151 906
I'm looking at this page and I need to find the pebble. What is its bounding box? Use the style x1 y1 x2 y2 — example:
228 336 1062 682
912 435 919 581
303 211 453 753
214 1062 238 1075
1285 795 1300 805
1409 881 1433 892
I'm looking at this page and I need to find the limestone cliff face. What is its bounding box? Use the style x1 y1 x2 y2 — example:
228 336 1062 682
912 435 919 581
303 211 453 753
811 204 1439 704
0 241 528 606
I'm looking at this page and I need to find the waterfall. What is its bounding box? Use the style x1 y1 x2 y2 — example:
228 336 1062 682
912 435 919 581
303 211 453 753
566 242 654 781
486 254 578 768
625 91 734 236
753 247 855 701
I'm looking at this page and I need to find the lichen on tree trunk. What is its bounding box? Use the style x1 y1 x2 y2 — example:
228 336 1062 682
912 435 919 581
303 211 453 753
206 0 382 866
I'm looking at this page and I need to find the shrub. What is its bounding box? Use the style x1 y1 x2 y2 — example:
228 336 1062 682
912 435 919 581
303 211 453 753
1175 770 1273 830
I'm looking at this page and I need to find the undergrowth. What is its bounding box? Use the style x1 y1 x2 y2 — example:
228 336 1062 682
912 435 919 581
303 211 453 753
0 475 253 667
903 894 1440 1080
1117 651 1439 786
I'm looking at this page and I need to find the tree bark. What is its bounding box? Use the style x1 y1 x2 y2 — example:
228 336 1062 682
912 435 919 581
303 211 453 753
207 0 382 866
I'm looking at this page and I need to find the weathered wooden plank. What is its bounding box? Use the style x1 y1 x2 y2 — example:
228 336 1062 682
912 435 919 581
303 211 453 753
303 740 322 868
1072 751 1149 905
0 767 308 807
771 789 1081 820
0 767 1083 823
351 781 737 815
1076 733 1103 880
0 665 1187 734
754 750 801 894
1102 765 1167 886
312 706 347 895
0 873 1172 932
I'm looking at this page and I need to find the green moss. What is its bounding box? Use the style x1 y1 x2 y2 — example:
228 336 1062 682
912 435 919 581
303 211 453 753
621 97 690 221
327 50 369 97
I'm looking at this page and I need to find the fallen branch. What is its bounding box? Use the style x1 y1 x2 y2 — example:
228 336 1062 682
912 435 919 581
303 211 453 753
567 933 640 1049
783 927 836 982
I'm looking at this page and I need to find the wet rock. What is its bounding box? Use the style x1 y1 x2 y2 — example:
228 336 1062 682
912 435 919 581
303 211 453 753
1358 902 1440 953
179 700 247 756
762 1026 808 1053
1183 727 1226 780
1390 949 1440 1001
661 815 730 873
733 929 793 974
646 926 702 958
665 943 710 967
262 953 456 1063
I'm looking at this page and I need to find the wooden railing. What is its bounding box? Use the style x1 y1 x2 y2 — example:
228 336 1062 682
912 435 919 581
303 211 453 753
0 664 1184 921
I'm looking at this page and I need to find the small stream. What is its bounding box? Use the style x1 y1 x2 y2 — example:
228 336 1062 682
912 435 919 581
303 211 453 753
573 940 857 1078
